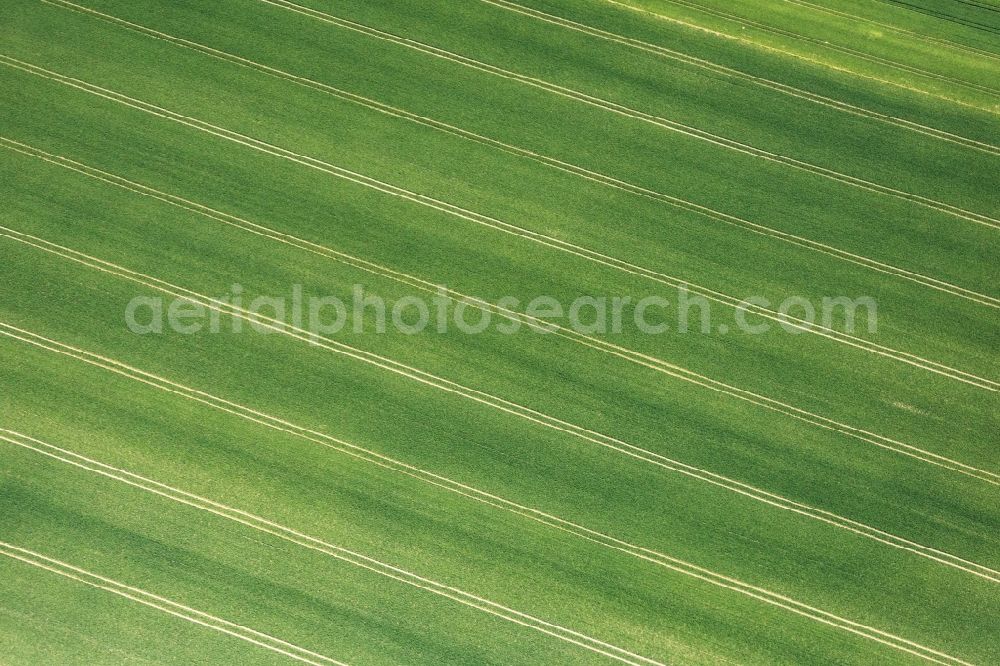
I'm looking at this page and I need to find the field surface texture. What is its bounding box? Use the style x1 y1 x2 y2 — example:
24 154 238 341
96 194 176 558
0 0 998 664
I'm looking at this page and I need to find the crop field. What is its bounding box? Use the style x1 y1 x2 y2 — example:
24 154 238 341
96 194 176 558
0 0 998 663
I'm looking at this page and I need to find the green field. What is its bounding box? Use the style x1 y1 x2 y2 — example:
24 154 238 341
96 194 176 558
1 0 998 663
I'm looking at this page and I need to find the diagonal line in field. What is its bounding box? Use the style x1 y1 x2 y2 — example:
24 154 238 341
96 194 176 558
0 429 978 665
0 541 347 666
2 320 997 583
781 0 1000 61
2 58 998 393
1 5 994 664
479 0 1000 155
4 136 999 437
2 213 999 479
0 437 664 666
4 59 1000 471
255 0 1000 229
37 0 1000 308
607 0 1000 95
2 222 999 482
600 0 1000 115
4 225 1000 585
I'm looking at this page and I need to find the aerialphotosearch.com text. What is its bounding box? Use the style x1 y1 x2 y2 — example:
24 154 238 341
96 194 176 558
125 284 878 339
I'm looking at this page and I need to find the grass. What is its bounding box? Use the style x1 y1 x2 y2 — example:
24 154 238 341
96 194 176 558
0 0 998 663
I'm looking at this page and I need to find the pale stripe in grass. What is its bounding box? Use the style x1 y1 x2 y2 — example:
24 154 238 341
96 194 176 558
614 0 1000 95
600 0 1000 114
3 225 998 484
0 542 347 666
781 0 1000 61
1 323 997 584
4 136 998 426
3 61 998 391
0 435 664 666
257 0 1000 229
479 0 1000 155
4 247 1000 589
35 1 1000 306
0 429 977 665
